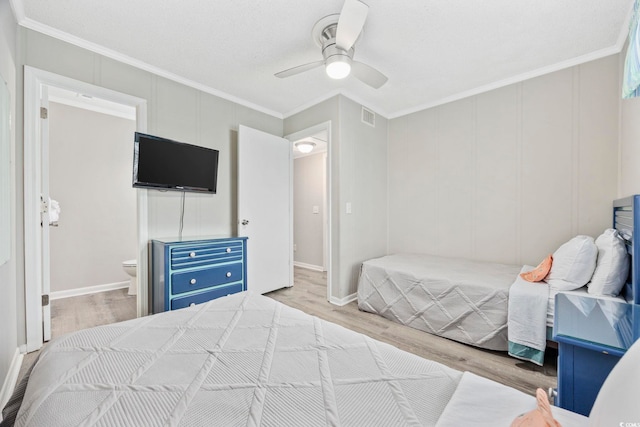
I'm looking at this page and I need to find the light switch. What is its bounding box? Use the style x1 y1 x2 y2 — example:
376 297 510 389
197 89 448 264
346 202 352 214
313 205 319 214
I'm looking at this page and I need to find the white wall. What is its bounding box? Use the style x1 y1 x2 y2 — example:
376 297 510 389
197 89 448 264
48 102 136 292
294 153 325 269
0 0 18 409
388 55 620 266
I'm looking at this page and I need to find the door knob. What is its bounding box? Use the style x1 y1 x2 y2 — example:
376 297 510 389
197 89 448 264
241 219 249 226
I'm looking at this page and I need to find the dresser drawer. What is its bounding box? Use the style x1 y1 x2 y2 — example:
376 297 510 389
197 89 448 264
171 241 244 270
171 283 244 310
151 236 247 314
171 262 243 295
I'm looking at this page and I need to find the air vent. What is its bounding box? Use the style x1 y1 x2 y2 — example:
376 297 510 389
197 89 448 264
361 106 375 127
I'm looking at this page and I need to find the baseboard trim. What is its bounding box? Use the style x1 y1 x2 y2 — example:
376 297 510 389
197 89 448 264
329 292 357 306
293 261 325 272
0 348 23 419
50 281 129 300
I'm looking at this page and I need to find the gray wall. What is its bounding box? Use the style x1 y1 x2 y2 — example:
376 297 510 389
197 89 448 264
12 28 282 348
338 97 388 296
293 153 325 269
620 41 640 196
3 4 638 397
285 98 341 298
388 55 620 266
285 95 388 300
0 0 18 405
620 95 640 196
48 102 137 292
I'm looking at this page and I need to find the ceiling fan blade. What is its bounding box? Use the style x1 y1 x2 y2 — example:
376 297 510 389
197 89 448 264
274 60 324 78
335 0 368 51
351 61 388 89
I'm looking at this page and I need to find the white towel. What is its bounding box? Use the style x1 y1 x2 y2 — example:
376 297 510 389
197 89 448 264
48 198 60 224
508 266 549 351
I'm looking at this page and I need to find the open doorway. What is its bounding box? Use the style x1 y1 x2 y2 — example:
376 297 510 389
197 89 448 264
286 122 331 301
46 87 138 338
23 66 148 352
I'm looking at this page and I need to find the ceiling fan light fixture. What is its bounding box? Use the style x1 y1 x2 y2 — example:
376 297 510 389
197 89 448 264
325 55 351 79
295 140 316 153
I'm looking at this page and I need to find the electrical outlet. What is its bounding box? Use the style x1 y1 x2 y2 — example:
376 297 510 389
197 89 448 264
293 244 297 251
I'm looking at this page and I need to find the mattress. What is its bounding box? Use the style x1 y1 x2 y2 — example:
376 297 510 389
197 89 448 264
357 253 523 351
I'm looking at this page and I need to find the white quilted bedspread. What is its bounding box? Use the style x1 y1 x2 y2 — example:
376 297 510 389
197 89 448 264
357 254 522 350
15 291 463 426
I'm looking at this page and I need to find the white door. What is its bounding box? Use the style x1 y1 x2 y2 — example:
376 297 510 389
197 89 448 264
40 86 52 341
238 125 292 294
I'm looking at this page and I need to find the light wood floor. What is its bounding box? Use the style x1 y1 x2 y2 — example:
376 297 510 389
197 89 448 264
267 267 557 397
17 288 137 383
19 268 556 398
50 287 137 337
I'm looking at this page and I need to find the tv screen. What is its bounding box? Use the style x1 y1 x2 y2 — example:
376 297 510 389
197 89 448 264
133 132 219 193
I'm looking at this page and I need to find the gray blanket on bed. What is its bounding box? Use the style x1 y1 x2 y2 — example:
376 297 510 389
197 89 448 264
357 254 522 351
13 291 463 426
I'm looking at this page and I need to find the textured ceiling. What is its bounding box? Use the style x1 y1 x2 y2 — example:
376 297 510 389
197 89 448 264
13 0 633 118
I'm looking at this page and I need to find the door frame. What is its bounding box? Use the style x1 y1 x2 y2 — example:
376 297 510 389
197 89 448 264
23 66 148 352
285 121 332 302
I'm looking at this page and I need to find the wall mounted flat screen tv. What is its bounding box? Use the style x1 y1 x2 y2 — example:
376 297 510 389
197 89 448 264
133 132 219 193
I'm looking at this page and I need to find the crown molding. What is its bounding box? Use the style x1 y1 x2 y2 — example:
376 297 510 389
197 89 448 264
17 16 283 119
13 0 630 123
388 45 623 119
282 89 390 120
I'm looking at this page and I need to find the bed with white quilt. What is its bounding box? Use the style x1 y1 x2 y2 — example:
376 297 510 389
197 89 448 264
357 254 521 352
3 291 596 427
358 198 635 366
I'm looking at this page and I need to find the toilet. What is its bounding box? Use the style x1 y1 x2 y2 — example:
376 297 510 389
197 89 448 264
122 259 137 296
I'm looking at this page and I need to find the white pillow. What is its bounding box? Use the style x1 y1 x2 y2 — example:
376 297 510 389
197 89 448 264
588 229 629 296
546 235 597 291
589 338 640 424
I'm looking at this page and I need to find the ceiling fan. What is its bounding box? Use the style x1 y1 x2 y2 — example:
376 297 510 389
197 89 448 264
275 0 388 89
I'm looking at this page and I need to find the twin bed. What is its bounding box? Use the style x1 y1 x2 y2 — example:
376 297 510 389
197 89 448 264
356 254 557 364
358 196 638 366
356 254 521 352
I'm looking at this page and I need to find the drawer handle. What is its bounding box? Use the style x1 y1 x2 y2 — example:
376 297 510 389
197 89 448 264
189 303 195 307
226 272 232 278
190 278 197 285
226 248 231 253
189 252 196 258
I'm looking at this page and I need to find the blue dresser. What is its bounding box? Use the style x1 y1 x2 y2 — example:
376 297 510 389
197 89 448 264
151 236 248 313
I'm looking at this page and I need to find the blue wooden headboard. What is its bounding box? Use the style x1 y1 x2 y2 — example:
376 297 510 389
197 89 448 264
613 195 640 305
613 195 640 344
